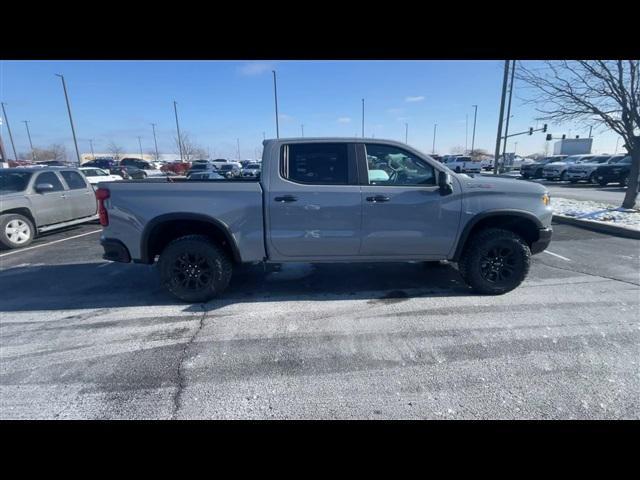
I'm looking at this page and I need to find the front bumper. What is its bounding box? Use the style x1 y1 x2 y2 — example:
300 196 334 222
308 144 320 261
101 238 131 263
530 227 552 254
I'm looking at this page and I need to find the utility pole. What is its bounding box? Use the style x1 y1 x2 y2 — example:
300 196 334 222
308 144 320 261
89 139 95 160
471 104 478 155
55 74 81 166
405 123 408 144
432 123 437 154
465 114 469 153
272 70 280 139
361 98 365 138
493 61 510 175
500 60 516 172
514 141 518 156
23 120 36 161
151 123 159 161
173 101 183 162
1 103 18 161
137 136 143 160
615 137 620 154
588 126 593 138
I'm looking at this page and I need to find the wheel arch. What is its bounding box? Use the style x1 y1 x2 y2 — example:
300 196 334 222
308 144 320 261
452 210 543 262
140 213 242 264
0 208 37 229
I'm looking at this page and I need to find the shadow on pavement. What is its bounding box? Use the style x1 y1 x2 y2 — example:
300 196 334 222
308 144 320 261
0 261 471 313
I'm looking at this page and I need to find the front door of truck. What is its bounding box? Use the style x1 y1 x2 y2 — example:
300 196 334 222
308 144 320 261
267 142 362 258
358 143 461 257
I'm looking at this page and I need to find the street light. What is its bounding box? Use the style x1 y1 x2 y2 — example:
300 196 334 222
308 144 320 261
22 120 36 161
173 101 183 162
1 103 18 161
301 124 304 137
615 137 621 154
361 98 365 138
137 136 143 160
89 139 95 160
55 74 81 166
471 104 478 155
432 123 437 154
150 123 159 162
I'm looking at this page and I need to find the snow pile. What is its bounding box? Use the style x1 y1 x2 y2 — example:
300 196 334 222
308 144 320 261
552 197 640 231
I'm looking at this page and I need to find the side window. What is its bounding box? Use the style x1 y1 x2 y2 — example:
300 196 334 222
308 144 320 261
35 172 65 192
60 171 88 190
364 144 435 186
281 143 349 185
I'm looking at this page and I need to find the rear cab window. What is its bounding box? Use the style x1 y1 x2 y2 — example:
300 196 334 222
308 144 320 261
280 143 355 185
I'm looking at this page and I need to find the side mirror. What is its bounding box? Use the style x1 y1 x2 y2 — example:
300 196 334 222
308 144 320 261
438 171 453 196
35 183 54 193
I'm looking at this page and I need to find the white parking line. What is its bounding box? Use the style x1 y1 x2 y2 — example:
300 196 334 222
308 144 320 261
543 250 572 262
0 229 102 258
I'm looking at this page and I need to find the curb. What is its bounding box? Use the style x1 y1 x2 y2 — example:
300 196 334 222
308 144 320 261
553 214 640 240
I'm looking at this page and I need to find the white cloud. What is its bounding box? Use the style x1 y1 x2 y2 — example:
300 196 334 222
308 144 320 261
337 117 352 123
238 62 273 76
405 96 425 103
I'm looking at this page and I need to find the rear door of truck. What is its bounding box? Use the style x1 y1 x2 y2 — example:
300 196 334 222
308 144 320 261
265 141 362 258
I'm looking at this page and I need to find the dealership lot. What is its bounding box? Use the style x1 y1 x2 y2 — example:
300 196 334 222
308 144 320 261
0 222 638 419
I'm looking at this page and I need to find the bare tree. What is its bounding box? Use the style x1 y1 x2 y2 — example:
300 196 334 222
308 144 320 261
517 60 639 208
469 148 489 160
31 144 68 162
450 145 466 154
107 141 124 161
174 132 205 162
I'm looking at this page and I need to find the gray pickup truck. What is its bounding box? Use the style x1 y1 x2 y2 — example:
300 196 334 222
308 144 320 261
0 167 98 249
98 138 552 302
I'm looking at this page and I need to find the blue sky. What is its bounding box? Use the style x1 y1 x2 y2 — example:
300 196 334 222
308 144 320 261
0 60 622 159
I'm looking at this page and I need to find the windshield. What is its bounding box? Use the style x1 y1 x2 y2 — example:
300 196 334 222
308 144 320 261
0 171 33 194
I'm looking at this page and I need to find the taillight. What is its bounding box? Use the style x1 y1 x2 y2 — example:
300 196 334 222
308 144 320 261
95 187 110 226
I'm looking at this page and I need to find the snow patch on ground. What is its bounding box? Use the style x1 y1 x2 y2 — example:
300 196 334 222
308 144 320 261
552 197 640 231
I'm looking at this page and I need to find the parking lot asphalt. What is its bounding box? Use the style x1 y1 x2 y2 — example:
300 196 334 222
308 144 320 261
1 222 638 419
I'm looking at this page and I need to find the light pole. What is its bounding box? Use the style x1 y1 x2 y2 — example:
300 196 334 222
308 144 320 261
405 123 408 144
272 70 280 139
615 137 621 154
494 60 510 175
55 74 81 166
471 104 478 155
237 138 240 160
89 139 95 160
465 114 468 153
432 123 437 154
500 60 516 171
137 136 143 160
23 120 36 161
173 101 183 162
1 103 18 161
301 124 304 137
514 141 518 155
361 98 365 138
151 123 159 162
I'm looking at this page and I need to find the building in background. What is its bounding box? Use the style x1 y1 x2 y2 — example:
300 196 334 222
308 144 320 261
553 138 593 155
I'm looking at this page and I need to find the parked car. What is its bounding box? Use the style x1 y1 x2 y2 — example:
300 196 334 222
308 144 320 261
566 155 619 184
186 170 225 180
593 155 633 186
83 158 121 171
481 158 494 171
79 167 124 185
120 158 164 177
442 155 482 174
98 138 552 302
241 163 262 178
34 160 74 167
111 165 147 180
542 154 595 181
521 155 567 179
0 167 98 249
161 161 192 176
186 162 215 177
217 162 242 178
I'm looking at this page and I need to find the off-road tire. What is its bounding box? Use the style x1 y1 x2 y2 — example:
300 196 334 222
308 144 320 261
458 228 531 295
0 213 35 249
158 234 233 302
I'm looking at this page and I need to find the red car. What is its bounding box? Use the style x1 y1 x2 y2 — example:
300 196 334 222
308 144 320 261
161 162 191 176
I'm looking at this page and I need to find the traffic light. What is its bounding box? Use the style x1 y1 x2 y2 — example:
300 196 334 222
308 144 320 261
542 123 548 132
529 127 533 135
546 134 552 141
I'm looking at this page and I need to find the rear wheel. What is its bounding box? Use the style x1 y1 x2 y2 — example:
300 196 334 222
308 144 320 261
455 166 461 173
158 235 233 302
0 214 35 249
560 171 568 181
458 228 531 295
589 172 597 184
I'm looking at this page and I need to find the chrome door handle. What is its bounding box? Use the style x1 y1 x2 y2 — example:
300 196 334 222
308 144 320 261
274 195 297 203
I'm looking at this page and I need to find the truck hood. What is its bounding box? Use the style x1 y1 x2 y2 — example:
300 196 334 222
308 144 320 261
458 174 547 195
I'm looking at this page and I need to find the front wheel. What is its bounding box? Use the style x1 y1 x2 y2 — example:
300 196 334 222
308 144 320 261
589 173 597 184
0 214 35 249
560 171 568 181
458 228 531 295
620 175 629 187
158 235 233 302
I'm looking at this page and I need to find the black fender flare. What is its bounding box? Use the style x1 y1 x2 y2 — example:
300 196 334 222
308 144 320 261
140 212 242 264
452 209 544 261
